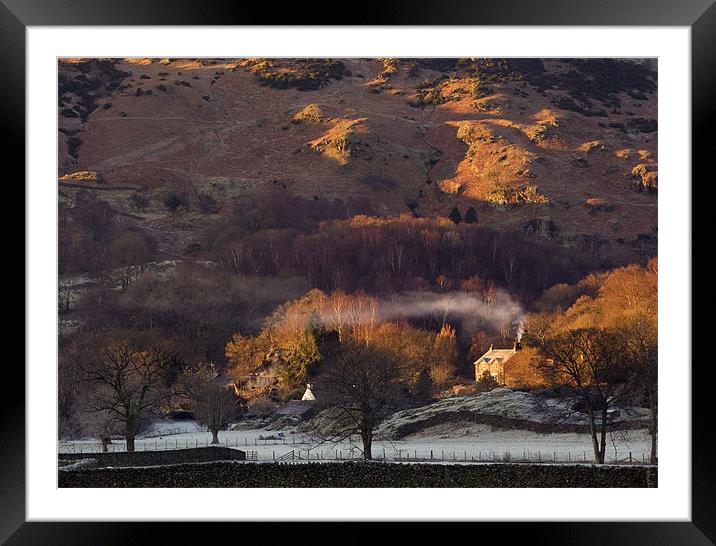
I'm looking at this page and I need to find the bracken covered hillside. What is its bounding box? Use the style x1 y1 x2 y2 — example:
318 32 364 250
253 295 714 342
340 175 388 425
58 57 657 273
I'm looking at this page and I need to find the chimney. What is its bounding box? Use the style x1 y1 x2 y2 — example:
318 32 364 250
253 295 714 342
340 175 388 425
513 340 522 352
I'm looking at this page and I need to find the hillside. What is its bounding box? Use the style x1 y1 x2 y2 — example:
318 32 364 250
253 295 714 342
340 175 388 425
58 57 657 275
376 388 651 439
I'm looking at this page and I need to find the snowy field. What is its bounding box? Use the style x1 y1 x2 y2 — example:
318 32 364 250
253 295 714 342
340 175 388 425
58 420 653 464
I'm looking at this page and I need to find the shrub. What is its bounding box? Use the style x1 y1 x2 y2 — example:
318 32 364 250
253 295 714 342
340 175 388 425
475 370 500 393
59 170 102 183
252 59 345 91
627 117 657 133
197 193 219 214
554 96 606 117
163 192 186 212
486 180 549 207
66 137 82 159
522 218 556 240
359 174 397 190
464 207 478 224
410 78 448 108
292 103 326 124
470 78 491 99
130 193 150 212
448 207 462 224
585 197 614 213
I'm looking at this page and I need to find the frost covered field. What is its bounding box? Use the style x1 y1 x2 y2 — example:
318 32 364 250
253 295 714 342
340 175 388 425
58 389 655 463
58 422 652 464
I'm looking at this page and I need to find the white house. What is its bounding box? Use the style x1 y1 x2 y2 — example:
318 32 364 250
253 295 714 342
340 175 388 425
474 344 518 385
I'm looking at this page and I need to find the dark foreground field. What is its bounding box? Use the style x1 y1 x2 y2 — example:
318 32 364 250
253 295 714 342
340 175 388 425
59 460 657 488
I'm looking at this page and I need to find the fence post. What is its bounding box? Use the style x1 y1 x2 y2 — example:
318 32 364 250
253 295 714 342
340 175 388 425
441 450 444 461
629 452 632 463
273 451 275 461
430 450 433 460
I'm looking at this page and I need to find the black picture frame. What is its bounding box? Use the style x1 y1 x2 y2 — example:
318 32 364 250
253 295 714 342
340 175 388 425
6 0 708 543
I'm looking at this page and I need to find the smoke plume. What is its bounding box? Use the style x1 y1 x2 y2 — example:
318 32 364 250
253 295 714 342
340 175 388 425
321 290 525 340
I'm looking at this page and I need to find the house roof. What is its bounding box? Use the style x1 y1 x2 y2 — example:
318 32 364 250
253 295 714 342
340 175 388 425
475 347 516 365
275 400 316 416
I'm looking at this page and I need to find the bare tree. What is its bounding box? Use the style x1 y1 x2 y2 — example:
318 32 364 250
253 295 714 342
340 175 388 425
620 315 658 463
109 230 152 290
530 327 639 464
177 363 240 444
318 343 400 460
58 283 74 313
77 339 173 451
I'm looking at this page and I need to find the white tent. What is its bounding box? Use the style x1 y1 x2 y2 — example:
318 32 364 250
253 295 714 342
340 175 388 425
301 383 316 401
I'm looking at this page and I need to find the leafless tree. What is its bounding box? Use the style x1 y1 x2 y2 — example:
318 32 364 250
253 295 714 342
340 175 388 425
620 316 658 464
58 283 74 313
77 339 173 451
318 342 401 460
530 327 640 464
177 363 241 444
109 230 152 290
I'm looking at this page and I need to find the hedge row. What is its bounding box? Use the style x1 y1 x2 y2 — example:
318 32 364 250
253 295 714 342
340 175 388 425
58 446 245 468
59 461 657 488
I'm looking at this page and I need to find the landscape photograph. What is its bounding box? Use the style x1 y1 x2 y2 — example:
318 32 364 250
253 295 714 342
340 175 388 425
57 57 658 488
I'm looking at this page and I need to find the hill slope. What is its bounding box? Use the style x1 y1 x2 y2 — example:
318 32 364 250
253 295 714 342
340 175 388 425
58 57 657 267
